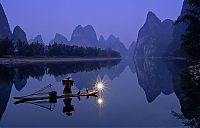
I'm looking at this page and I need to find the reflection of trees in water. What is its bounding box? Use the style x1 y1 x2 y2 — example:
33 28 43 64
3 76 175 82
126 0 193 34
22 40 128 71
133 58 200 127
0 60 121 86
0 60 120 120
98 59 128 80
172 61 200 128
0 66 15 84
55 59 128 90
172 111 200 128
53 59 136 91
47 60 120 77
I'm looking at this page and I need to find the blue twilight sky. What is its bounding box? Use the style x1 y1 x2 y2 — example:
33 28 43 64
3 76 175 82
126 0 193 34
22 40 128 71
0 0 184 47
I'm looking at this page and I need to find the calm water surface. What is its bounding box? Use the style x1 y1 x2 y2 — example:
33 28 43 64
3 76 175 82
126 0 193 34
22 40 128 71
0 59 188 127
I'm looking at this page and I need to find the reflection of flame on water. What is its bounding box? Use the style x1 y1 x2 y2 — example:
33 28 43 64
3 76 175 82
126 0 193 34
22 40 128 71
97 98 104 105
96 97 104 108
93 77 107 108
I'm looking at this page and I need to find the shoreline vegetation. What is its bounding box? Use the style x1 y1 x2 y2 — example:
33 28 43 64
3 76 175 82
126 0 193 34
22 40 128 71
0 57 121 65
0 38 122 63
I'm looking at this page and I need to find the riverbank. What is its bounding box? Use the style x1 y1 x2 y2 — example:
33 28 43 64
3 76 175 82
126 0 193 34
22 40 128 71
0 57 121 65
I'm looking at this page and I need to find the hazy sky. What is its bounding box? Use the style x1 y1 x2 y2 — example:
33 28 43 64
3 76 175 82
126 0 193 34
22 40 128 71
0 0 183 47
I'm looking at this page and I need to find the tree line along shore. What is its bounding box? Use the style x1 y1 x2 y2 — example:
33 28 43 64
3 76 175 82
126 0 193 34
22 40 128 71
0 38 121 63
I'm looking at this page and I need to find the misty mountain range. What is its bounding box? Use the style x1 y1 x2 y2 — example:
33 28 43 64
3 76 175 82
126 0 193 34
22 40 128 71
134 11 174 58
133 0 194 104
0 0 189 58
134 0 190 59
0 3 130 57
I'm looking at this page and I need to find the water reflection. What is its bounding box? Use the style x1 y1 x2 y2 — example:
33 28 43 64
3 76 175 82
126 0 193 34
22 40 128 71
14 79 100 118
134 58 174 102
134 57 189 104
172 61 200 128
134 57 200 127
63 97 75 116
0 59 121 120
55 59 129 90
0 83 12 120
2 57 197 127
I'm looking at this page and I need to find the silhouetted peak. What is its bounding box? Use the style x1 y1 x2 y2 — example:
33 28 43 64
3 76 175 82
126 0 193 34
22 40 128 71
55 33 68 41
36 35 43 43
84 25 94 30
162 19 174 24
135 10 174 58
147 11 157 19
55 33 61 37
13 25 27 42
146 11 161 24
76 25 83 30
162 19 174 29
13 26 24 34
74 25 95 31
107 35 120 42
99 35 105 41
49 33 68 45
73 25 96 32
71 25 98 47
14 25 20 30
35 35 42 40
108 34 116 38
0 3 12 39
29 34 43 44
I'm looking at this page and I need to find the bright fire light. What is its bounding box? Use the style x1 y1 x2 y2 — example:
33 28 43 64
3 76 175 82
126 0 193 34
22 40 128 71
97 98 103 105
96 82 104 91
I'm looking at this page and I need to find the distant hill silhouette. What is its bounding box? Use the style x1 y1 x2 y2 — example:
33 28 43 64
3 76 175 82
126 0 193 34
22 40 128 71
105 35 128 57
0 3 12 39
128 41 136 58
28 35 43 44
49 33 69 45
70 25 98 47
13 26 27 43
134 11 174 58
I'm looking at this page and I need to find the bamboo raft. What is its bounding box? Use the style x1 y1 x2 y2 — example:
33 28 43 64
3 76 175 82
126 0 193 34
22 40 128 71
14 90 98 104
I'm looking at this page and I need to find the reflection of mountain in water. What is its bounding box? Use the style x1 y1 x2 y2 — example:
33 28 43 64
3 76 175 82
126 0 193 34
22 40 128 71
134 57 200 127
72 71 99 90
55 59 129 90
134 58 174 103
0 59 137 120
170 61 200 128
73 59 134 90
54 59 137 91
98 59 129 80
0 82 12 120
0 66 20 120
0 59 121 120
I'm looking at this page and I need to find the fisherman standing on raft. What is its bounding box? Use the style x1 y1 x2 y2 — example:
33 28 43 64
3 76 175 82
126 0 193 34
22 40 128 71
62 78 74 96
